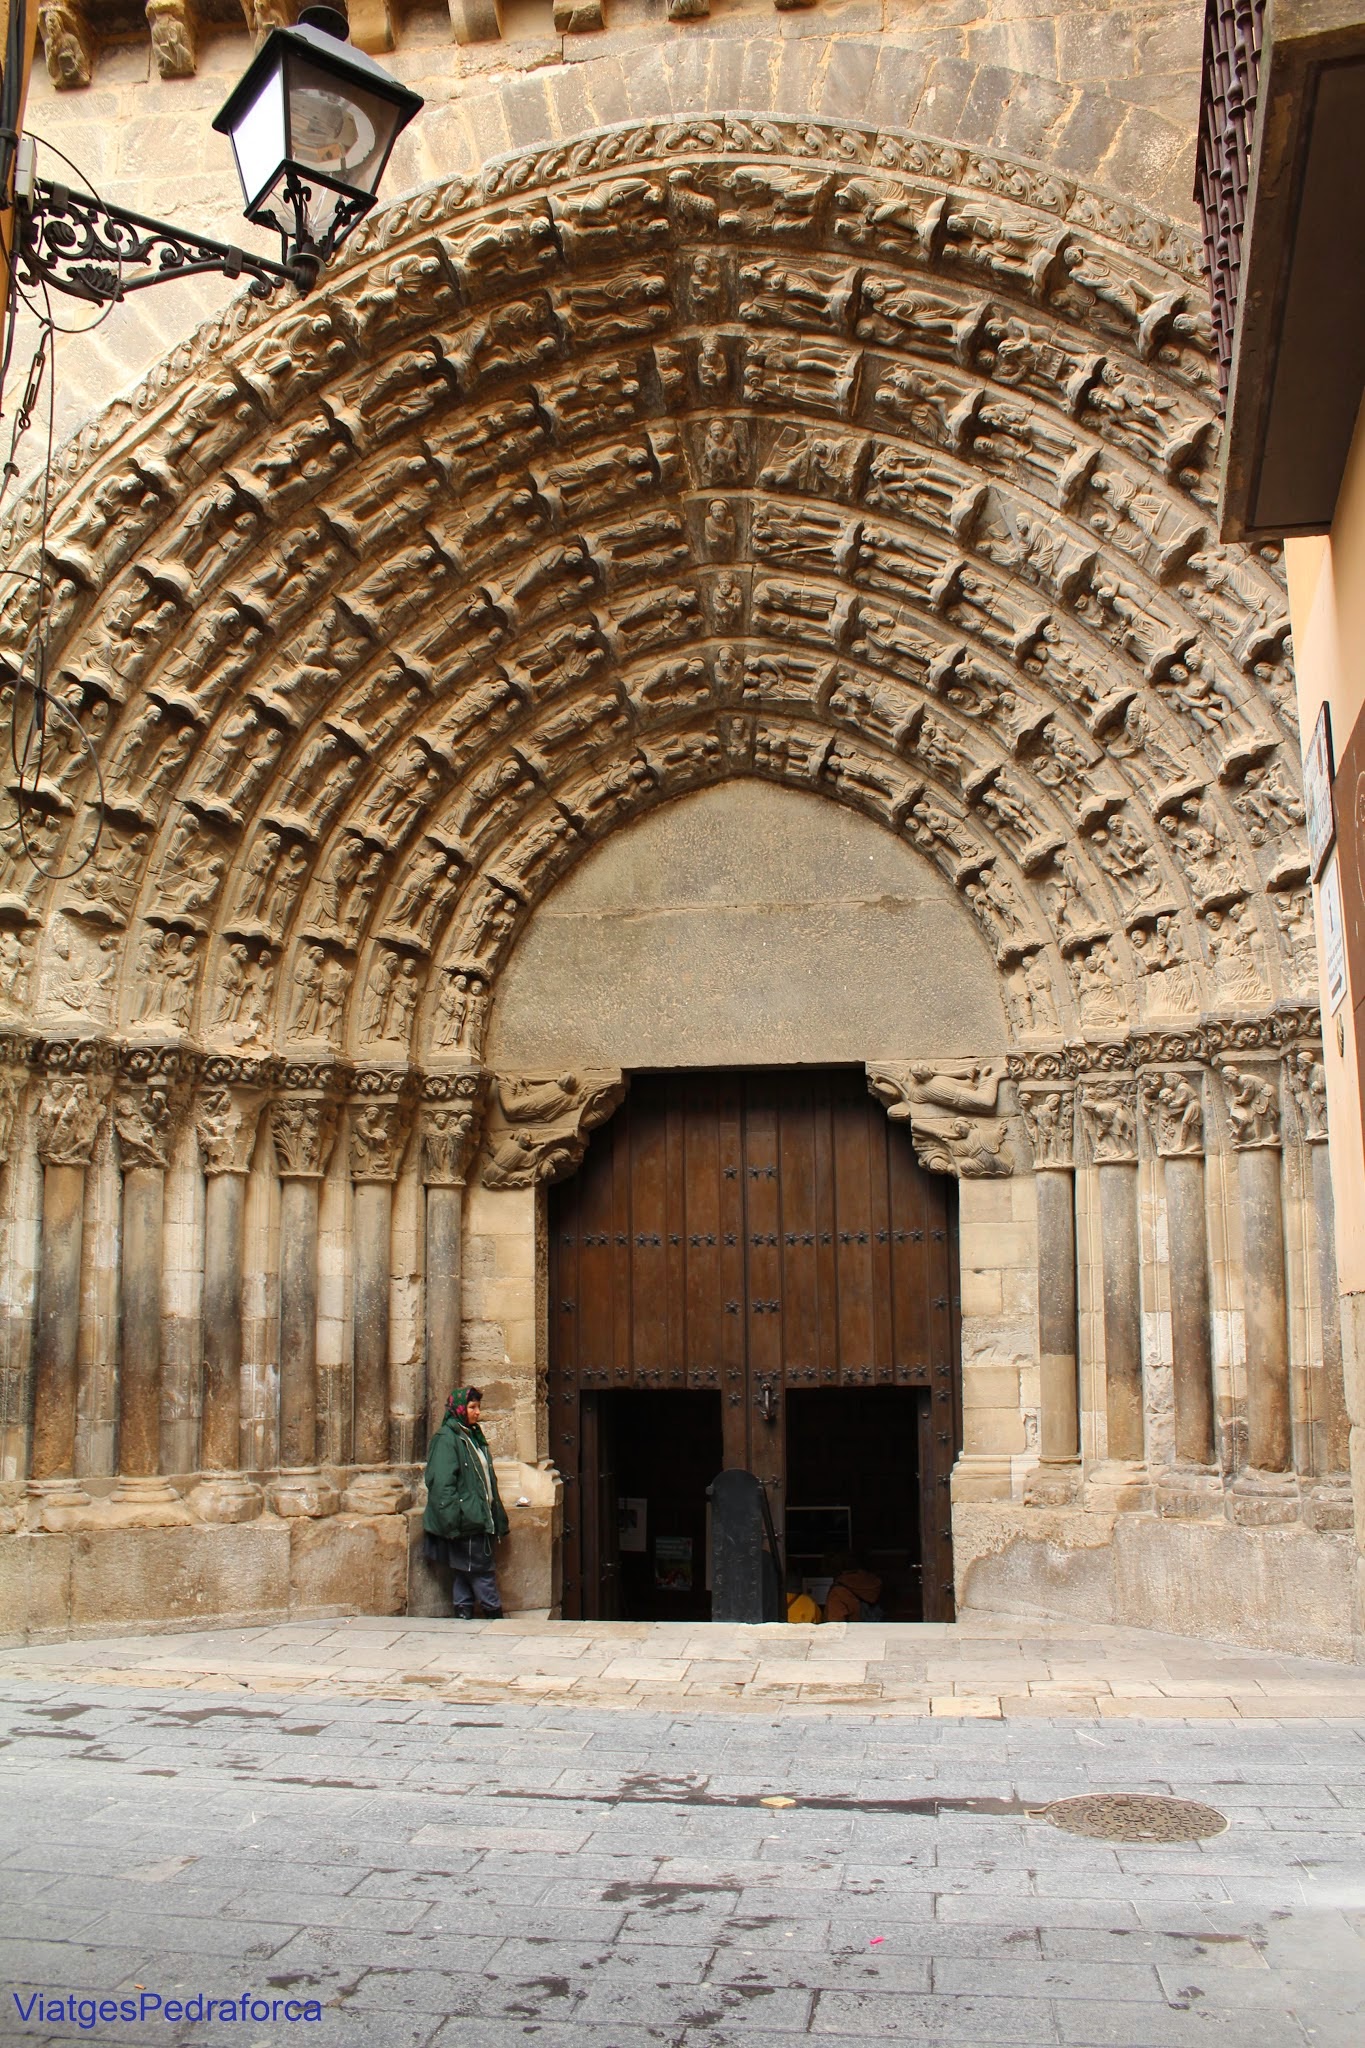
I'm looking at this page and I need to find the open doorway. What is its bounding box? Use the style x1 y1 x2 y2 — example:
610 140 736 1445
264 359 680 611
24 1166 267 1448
784 1386 924 1621
585 1389 723 1622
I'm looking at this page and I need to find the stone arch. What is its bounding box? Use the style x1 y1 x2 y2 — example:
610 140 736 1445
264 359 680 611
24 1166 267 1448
0 116 1345 1653
0 115 1306 1066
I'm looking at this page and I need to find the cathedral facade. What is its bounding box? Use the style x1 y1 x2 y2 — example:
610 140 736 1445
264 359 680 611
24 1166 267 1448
0 0 1352 1654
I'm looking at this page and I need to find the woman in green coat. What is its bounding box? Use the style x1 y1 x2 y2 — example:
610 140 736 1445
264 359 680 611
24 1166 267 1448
422 1387 510 1619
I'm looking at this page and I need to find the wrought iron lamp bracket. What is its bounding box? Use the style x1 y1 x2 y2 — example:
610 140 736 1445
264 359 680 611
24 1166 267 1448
14 173 315 306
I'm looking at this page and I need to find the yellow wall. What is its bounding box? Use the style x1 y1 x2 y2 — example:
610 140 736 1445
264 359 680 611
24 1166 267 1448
1285 399 1365 1293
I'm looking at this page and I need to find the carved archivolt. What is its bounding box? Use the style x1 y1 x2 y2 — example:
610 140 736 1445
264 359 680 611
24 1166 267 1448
0 118 1308 1074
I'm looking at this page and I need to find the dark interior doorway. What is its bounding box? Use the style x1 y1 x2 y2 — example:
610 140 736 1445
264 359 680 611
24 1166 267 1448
586 1389 722 1622
785 1386 924 1621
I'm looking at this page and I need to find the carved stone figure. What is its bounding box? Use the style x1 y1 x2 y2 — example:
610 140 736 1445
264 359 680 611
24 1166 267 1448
434 967 488 1051
194 1088 263 1175
1285 1045 1328 1142
113 1082 176 1170
35 1076 107 1167
1081 1082 1138 1163
270 1095 339 1179
867 1060 1013 1176
481 1070 627 1189
1219 1062 1281 1149
1018 1087 1074 1167
1140 1071 1204 1157
146 0 196 77
38 0 92 85
348 1100 411 1181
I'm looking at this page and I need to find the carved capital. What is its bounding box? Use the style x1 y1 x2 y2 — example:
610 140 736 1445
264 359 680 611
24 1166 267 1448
1017 1086 1074 1169
113 1073 188 1172
348 1095 413 1182
1285 1045 1328 1144
481 1070 626 1190
35 1075 109 1168
194 1087 266 1177
1138 1069 1204 1159
1080 1079 1138 1164
270 1093 340 1180
421 1066 487 1187
867 1058 1013 1178
1217 1059 1282 1151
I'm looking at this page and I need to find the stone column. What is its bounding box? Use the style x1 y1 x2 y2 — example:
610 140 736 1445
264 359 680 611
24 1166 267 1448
0 1058 30 1484
187 1080 266 1523
1286 1047 1351 1501
267 1079 340 1519
1141 1069 1220 1512
110 1060 191 1522
1080 1078 1147 1492
343 1076 413 1514
29 1068 108 1505
421 1069 486 1456
1219 1059 1297 1523
1017 1085 1079 1496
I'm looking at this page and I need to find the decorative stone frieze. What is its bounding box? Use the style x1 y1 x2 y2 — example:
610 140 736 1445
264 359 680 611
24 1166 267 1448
866 1060 1014 1178
481 1072 627 1190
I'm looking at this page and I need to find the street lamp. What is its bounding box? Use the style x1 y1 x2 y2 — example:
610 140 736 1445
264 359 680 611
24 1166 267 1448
12 3 422 304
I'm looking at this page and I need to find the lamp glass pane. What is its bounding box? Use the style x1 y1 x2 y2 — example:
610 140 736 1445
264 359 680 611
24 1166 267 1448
282 53 399 201
227 58 287 211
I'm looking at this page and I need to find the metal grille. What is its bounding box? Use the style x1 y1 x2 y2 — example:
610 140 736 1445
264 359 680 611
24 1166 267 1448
1195 0 1266 394
1046 1793 1229 1843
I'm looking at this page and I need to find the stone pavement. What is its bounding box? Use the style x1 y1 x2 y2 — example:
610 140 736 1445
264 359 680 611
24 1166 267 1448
1 1614 1364 1718
2 1619 1364 2048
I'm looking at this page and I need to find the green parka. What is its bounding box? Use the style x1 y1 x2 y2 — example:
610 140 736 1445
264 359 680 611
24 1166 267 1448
422 1400 509 1543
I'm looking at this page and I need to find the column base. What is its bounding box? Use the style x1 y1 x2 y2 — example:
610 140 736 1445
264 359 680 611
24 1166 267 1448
100 1475 194 1528
1083 1460 1152 1513
1301 1477 1354 1533
186 1473 265 1524
1024 1460 1082 1507
1228 1467 1300 1527
26 1477 92 1531
342 1468 413 1516
1154 1465 1225 1520
950 1454 1014 1503
267 1469 341 1519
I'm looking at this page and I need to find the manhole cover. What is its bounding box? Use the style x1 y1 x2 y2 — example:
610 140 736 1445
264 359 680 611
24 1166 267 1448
1044 1793 1227 1843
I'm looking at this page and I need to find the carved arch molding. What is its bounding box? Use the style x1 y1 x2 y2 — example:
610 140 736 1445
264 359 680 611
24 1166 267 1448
0 115 1317 1146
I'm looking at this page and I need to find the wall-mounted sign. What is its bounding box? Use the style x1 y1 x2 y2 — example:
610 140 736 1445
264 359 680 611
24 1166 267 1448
1304 701 1337 879
1319 852 1348 1014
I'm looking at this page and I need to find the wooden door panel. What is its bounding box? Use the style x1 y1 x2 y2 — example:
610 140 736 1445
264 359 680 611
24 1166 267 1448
549 1068 962 1621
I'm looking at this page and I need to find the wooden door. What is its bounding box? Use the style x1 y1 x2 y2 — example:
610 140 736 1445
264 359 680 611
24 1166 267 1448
549 1068 960 1619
